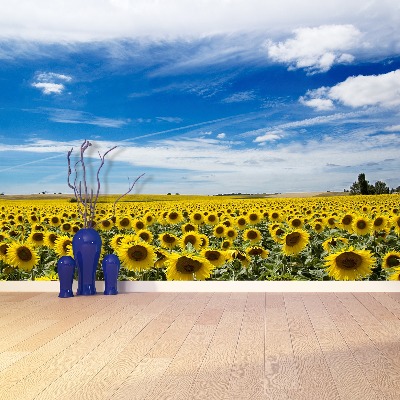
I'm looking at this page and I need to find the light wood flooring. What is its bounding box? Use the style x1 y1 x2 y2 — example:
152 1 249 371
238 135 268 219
0 291 400 400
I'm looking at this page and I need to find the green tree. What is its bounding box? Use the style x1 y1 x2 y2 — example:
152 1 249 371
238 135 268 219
358 173 369 195
374 180 390 194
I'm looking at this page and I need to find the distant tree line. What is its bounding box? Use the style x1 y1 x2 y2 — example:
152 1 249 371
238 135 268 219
346 173 399 195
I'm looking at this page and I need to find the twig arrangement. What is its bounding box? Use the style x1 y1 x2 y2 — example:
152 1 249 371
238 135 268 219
67 139 144 228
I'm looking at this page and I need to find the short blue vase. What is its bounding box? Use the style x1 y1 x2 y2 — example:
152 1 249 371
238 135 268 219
102 254 120 295
72 228 102 296
57 256 75 298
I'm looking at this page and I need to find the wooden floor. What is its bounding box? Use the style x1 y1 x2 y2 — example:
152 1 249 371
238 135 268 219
1 292 400 400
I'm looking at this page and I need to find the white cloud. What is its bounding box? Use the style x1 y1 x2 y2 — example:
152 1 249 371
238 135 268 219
31 82 65 95
1 127 399 194
156 116 183 123
301 69 400 110
222 91 256 103
254 130 284 143
266 25 361 73
216 133 226 139
384 125 400 132
31 71 72 95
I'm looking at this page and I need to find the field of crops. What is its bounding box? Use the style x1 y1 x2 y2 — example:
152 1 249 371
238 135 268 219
1 194 400 281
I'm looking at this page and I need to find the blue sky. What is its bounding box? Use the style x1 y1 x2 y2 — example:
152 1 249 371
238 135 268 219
0 0 399 195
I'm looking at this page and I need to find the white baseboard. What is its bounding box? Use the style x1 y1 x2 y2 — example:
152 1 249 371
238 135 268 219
0 280 399 293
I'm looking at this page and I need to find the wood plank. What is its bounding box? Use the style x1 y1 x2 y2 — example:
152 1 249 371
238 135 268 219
144 293 234 400
284 293 340 400
320 293 400 400
72 292 213 400
302 293 382 400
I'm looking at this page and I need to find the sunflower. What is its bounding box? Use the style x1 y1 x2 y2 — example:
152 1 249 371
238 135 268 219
0 242 9 261
282 229 309 256
270 226 286 244
135 229 154 243
322 237 349 253
159 232 179 249
324 216 337 229
143 212 156 226
54 236 73 257
198 234 209 249
269 211 282 222
339 214 354 232
242 228 262 244
155 248 169 268
221 240 233 250
224 227 238 241
60 222 73 233
49 215 62 227
382 251 400 269
28 231 45 247
247 211 262 225
181 223 197 234
200 249 228 267
288 217 304 229
190 212 204 225
117 216 132 230
311 221 324 233
44 231 58 249
118 241 156 271
324 247 375 280
213 224 226 238
246 246 269 259
165 252 215 280
110 234 125 251
165 210 184 225
388 268 400 281
227 249 251 267
235 216 248 230
204 213 219 225
6 241 39 271
97 218 114 231
390 216 400 234
371 215 388 232
352 216 372 236
180 232 203 250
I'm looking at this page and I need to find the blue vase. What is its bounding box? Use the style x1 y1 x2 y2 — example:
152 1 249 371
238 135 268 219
72 228 102 295
102 254 120 295
57 256 75 298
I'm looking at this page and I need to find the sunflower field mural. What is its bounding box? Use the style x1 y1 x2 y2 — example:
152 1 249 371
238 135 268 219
0 193 400 281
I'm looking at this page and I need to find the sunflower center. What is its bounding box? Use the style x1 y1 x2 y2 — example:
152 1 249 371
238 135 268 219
163 234 176 244
292 219 301 227
327 218 335 226
0 243 8 255
176 256 201 274
193 213 202 221
237 218 246 226
374 217 384 227
208 215 216 222
169 212 178 220
342 215 352 225
120 218 130 227
248 247 263 256
356 220 367 230
271 212 279 219
246 230 258 240
285 232 301 247
63 240 72 252
275 228 285 236
32 232 44 242
336 252 362 269
135 221 145 230
215 227 224 234
184 235 196 245
49 233 57 244
102 220 111 227
63 223 71 230
387 255 400 267
227 230 236 238
205 251 220 261
315 223 322 230
249 214 258 221
139 232 150 241
127 245 147 261
17 246 33 261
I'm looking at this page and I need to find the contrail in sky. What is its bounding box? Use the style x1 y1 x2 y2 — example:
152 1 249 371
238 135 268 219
0 154 65 172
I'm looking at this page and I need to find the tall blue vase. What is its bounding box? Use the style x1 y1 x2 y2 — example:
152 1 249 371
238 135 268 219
102 254 120 295
72 228 102 295
57 256 75 298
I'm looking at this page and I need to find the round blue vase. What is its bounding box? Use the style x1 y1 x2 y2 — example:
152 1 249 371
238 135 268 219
102 254 120 295
72 228 102 296
57 256 75 298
